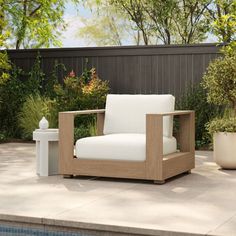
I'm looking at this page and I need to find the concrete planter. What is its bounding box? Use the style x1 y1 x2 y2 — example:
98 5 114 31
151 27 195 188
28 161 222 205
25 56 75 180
214 132 236 169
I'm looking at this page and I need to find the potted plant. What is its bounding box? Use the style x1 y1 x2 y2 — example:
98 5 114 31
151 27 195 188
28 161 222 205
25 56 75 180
202 47 236 169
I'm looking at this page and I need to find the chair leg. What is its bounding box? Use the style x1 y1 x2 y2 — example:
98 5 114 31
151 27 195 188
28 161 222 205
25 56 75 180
63 174 74 178
154 180 165 185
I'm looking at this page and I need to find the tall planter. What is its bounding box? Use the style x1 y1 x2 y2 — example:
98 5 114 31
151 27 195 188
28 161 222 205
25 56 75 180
214 132 236 169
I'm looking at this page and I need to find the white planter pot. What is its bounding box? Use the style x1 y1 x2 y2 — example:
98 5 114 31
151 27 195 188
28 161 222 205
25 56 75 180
214 132 236 169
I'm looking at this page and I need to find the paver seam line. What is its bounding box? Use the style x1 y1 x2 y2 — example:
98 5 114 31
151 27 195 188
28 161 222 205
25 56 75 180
205 211 236 236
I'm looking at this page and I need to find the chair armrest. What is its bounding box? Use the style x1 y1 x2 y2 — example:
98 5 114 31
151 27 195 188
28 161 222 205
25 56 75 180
59 109 105 173
147 110 194 116
146 110 195 152
145 110 195 179
59 109 105 116
59 109 105 143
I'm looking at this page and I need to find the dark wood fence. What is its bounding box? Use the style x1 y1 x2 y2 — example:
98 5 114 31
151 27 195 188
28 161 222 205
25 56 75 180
7 43 221 97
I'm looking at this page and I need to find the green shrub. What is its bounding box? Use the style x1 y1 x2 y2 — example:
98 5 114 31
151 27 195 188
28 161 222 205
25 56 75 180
53 67 109 129
0 55 45 138
0 54 63 139
207 117 236 135
18 95 56 140
202 50 236 110
54 68 109 112
0 132 7 143
0 53 109 141
202 48 236 134
176 84 223 149
44 61 66 99
0 66 34 138
74 120 96 141
17 66 109 141
0 51 11 85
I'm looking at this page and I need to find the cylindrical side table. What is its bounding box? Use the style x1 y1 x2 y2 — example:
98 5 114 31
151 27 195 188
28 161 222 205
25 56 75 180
33 129 59 176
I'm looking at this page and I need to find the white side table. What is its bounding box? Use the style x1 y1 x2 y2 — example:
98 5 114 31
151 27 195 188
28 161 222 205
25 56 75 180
33 129 59 176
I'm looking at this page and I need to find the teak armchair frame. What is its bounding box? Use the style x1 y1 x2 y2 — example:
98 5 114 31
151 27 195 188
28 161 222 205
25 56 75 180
59 109 195 184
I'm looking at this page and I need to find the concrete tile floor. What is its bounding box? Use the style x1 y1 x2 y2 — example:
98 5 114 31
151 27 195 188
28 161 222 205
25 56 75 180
0 142 236 236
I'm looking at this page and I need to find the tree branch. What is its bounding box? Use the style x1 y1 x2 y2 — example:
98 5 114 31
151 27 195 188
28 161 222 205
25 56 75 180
30 4 42 17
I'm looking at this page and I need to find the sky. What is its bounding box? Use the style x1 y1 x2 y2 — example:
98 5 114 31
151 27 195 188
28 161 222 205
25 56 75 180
61 2 90 47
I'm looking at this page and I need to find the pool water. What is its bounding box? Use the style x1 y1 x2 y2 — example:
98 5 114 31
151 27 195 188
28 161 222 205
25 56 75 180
0 225 92 236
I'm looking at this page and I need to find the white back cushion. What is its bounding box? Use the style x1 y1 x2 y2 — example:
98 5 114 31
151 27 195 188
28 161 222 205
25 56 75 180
103 94 175 137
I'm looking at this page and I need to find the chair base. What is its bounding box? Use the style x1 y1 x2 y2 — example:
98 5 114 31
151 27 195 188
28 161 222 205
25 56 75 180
154 180 165 185
63 174 74 178
60 153 195 184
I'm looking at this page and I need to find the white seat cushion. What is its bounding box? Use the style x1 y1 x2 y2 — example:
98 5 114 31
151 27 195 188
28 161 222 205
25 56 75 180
76 134 177 161
103 94 175 137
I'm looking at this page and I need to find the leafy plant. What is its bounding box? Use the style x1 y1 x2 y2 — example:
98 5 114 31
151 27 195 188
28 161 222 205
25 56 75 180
176 84 222 149
0 54 46 138
44 61 66 99
4 0 67 49
0 53 61 139
0 66 31 138
53 66 109 140
207 117 236 135
210 0 236 44
74 120 96 141
0 132 7 143
27 53 45 95
18 94 56 140
202 46 236 134
0 51 11 85
54 67 109 119
202 50 236 110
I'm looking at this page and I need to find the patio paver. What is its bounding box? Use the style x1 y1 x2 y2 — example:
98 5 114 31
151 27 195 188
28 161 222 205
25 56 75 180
0 142 236 236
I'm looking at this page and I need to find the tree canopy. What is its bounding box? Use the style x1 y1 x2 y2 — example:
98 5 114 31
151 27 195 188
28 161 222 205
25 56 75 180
0 0 81 49
110 0 211 44
207 0 236 43
78 0 236 46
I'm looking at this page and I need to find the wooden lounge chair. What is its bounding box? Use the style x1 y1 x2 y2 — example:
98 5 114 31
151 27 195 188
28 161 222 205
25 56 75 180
59 94 195 184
